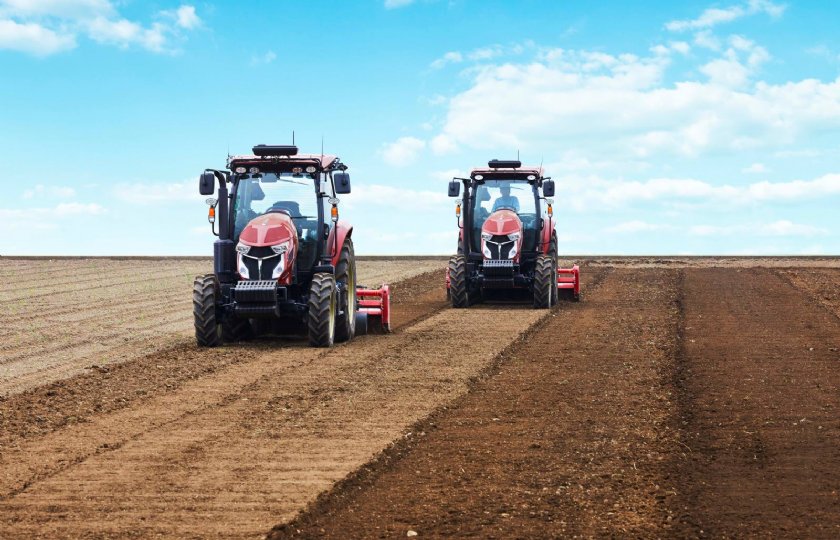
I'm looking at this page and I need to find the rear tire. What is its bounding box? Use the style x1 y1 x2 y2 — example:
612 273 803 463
448 255 469 308
193 274 221 347
549 237 559 305
308 273 337 347
334 238 356 343
533 256 554 309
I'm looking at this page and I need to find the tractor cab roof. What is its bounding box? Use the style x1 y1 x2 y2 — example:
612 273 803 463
469 159 544 182
228 145 345 174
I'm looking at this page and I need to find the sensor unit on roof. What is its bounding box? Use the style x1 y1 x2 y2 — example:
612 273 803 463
488 159 521 169
252 144 299 157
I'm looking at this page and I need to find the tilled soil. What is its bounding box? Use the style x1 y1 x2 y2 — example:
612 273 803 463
271 267 684 538
0 270 545 538
272 266 840 539
2 259 839 538
671 268 840 537
0 258 446 396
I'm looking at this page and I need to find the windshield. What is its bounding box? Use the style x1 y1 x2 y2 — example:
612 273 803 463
233 172 322 269
471 179 538 252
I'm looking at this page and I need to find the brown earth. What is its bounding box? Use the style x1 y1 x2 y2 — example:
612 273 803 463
0 257 446 396
1 259 839 539
273 266 840 539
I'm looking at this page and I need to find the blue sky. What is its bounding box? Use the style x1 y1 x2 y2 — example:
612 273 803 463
1 0 838 255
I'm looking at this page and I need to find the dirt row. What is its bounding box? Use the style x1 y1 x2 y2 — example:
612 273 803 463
271 267 840 538
0 258 446 396
0 269 553 538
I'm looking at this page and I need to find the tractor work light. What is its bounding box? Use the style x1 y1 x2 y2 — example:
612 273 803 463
527 175 536 180
306 166 317 173
235 167 247 174
252 144 298 157
292 167 303 174
474 174 484 180
249 167 260 174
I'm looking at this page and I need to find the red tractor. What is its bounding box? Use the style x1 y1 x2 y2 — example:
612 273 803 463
194 144 390 347
446 159 580 308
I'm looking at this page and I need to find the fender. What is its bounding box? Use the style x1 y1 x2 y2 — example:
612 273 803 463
327 220 353 266
540 214 555 255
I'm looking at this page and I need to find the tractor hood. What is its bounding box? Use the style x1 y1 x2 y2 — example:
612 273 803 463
480 210 523 262
239 212 297 248
482 209 522 237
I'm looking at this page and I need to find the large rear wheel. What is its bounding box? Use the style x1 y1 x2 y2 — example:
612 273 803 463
533 255 555 309
334 238 356 343
448 255 469 308
308 273 337 347
193 274 221 347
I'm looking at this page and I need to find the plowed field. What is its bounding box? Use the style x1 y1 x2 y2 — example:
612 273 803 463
1 257 839 539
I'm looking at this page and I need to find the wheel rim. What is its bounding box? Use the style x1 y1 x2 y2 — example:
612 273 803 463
348 262 356 331
329 288 336 339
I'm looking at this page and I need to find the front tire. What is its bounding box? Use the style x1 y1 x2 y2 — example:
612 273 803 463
193 274 221 347
308 273 337 347
334 238 356 343
448 255 469 308
533 256 554 309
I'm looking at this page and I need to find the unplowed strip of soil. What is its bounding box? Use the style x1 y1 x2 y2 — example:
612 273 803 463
0 276 553 538
776 268 840 320
272 267 685 538
0 258 446 396
0 269 446 458
672 268 840 536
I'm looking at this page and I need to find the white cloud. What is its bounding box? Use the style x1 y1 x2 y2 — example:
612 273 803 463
380 136 426 166
605 220 669 234
113 180 201 204
384 0 414 9
689 220 828 237
566 173 840 212
665 0 785 32
250 50 276 66
0 202 105 231
345 184 448 210
426 43 840 159
0 1 201 55
0 18 76 55
22 184 76 199
172 5 200 29
742 162 768 173
430 51 462 69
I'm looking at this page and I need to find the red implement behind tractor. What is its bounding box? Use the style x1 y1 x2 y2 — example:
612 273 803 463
445 159 580 308
194 144 390 347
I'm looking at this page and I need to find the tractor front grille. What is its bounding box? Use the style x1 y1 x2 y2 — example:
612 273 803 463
485 235 516 260
241 246 282 280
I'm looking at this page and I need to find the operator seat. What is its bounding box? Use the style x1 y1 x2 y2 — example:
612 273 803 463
268 201 302 217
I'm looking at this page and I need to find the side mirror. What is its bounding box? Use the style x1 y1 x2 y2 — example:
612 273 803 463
199 171 215 195
542 180 555 198
334 172 351 194
448 181 461 197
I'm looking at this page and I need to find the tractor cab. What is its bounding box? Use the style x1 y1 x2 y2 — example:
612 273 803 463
446 159 579 308
194 144 390 349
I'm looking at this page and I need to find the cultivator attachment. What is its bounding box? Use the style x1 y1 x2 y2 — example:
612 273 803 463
356 285 391 334
557 264 580 301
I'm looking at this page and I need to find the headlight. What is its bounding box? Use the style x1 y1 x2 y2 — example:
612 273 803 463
236 242 251 255
508 232 521 241
237 253 250 279
271 243 289 255
271 242 292 279
481 232 492 241
508 242 518 259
